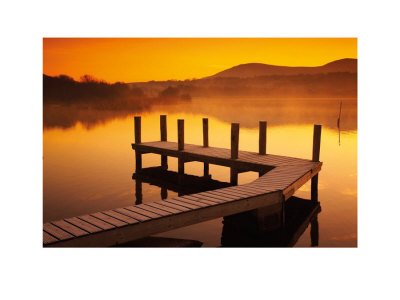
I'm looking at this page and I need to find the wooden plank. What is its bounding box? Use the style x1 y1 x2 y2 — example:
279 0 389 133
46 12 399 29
91 212 128 227
65 217 103 233
231 123 239 159
102 210 140 224
179 196 213 207
259 121 267 155
43 223 73 240
78 215 115 230
155 201 192 212
51 220 89 237
166 198 201 210
215 187 256 197
192 191 235 202
138 204 173 217
114 208 151 222
178 119 184 150
47 191 282 247
125 206 163 219
184 194 223 204
199 191 240 201
146 202 182 214
43 231 58 245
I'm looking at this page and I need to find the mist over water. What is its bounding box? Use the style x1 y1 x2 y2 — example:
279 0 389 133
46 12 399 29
43 97 357 247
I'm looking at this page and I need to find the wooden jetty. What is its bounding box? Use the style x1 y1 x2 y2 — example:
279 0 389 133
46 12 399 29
43 115 322 247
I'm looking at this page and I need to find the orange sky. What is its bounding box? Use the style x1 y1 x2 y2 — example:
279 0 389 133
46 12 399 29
43 38 357 83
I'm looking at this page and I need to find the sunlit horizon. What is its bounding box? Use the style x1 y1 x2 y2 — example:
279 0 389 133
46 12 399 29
43 38 357 83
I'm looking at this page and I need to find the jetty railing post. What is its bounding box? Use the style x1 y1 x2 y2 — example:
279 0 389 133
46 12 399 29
135 178 143 205
178 119 185 185
161 186 168 200
311 124 322 202
203 118 210 177
230 123 239 185
160 115 168 170
134 116 142 172
258 121 267 177
259 121 267 155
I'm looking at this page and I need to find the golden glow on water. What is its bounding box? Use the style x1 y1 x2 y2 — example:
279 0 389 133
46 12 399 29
43 99 357 246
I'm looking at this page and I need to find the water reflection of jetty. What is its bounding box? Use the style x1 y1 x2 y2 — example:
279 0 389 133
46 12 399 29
133 167 321 247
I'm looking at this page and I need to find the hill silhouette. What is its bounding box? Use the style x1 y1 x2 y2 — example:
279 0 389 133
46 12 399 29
207 58 357 78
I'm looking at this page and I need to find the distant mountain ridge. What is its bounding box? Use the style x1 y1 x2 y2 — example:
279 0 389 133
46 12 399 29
206 58 357 79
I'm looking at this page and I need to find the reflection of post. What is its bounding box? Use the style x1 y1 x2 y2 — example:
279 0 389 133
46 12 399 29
161 186 168 200
134 116 142 172
160 115 168 170
178 119 184 185
230 123 239 185
135 178 143 205
203 118 210 178
311 124 322 202
310 217 319 247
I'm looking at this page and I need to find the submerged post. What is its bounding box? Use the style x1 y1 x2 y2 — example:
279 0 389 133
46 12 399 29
160 115 168 170
203 118 210 177
134 116 142 172
259 121 267 155
311 124 322 202
230 123 239 185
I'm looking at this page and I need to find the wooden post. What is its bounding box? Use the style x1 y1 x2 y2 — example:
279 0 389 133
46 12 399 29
231 123 239 159
203 118 209 147
178 119 184 151
161 186 168 200
134 116 142 172
177 119 185 184
259 121 267 155
203 118 210 177
230 168 238 185
160 115 168 170
312 125 322 162
230 123 239 185
135 178 142 205
311 125 322 202
160 115 167 141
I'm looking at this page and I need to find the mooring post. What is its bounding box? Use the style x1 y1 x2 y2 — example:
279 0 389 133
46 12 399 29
230 123 239 185
134 116 142 172
258 121 267 177
160 115 168 170
178 119 185 185
311 124 322 202
259 121 267 155
203 118 210 177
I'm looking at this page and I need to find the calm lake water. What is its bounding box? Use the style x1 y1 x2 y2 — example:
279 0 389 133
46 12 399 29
43 97 357 247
